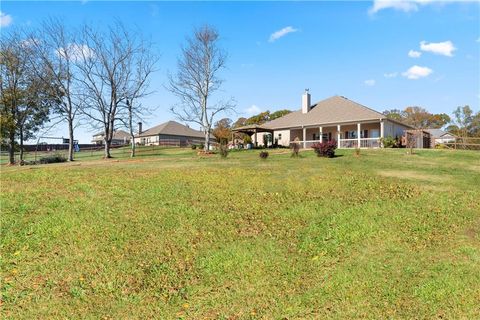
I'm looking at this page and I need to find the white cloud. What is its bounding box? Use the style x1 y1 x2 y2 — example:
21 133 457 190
369 0 420 14
369 0 477 14
476 37 480 43
0 11 13 27
364 79 376 86
246 105 261 115
56 43 95 61
408 50 422 58
402 65 433 79
420 40 456 57
384 72 398 78
269 26 298 42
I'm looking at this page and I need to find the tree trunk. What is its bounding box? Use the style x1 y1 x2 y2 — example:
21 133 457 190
128 106 135 157
8 131 15 165
204 130 210 152
19 127 24 162
130 136 136 157
104 139 111 158
68 120 74 161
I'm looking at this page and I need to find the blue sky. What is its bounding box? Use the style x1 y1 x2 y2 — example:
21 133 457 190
1 1 479 143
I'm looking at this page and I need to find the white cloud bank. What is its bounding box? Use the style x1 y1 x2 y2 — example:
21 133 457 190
246 104 261 115
369 0 478 14
0 11 13 27
402 65 433 79
364 79 376 86
420 40 456 57
408 49 422 58
369 0 421 14
269 26 298 42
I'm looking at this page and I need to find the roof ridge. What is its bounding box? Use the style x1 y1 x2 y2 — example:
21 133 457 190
317 95 385 119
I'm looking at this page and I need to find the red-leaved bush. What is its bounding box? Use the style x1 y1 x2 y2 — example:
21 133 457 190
311 141 337 158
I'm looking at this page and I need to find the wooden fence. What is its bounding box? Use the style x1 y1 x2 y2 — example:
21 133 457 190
439 137 480 150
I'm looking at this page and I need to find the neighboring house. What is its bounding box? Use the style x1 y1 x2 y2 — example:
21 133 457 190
134 120 212 147
234 90 413 148
91 130 130 145
425 129 456 147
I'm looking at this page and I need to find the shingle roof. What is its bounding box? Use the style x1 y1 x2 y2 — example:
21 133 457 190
136 120 204 138
92 130 130 140
424 128 456 138
263 95 388 130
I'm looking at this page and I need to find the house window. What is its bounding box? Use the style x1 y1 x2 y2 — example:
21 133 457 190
345 131 357 139
371 129 380 138
361 130 369 138
278 133 282 140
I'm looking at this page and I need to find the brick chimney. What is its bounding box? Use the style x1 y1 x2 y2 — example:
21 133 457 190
138 122 143 134
302 89 311 114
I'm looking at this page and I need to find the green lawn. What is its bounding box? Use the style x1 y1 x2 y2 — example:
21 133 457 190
1 148 479 319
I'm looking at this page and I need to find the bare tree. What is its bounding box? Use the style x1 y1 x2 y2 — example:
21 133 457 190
168 25 235 152
121 41 158 157
76 22 155 158
28 18 83 161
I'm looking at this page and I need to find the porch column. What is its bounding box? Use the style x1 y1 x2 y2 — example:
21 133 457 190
337 124 341 147
319 126 323 143
380 120 385 148
357 123 361 148
254 130 258 147
302 126 306 148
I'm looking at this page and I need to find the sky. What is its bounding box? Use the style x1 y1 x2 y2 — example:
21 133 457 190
1 0 479 143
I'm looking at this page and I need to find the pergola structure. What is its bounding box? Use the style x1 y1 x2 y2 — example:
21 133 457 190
232 124 274 147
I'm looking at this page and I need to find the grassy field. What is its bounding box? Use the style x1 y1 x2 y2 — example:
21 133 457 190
1 148 479 319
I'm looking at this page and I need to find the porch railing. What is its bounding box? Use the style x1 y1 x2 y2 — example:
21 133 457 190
339 138 381 148
290 138 381 149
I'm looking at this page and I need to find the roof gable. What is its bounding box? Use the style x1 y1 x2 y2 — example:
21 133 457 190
136 121 204 138
264 95 386 129
425 128 455 138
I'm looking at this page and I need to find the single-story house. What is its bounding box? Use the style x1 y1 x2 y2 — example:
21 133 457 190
425 129 456 147
134 120 212 147
91 130 130 145
234 90 413 148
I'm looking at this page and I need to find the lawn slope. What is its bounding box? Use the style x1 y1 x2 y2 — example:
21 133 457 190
1 149 479 318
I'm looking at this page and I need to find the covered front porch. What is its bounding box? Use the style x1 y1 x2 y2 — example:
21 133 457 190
231 124 274 148
289 120 385 149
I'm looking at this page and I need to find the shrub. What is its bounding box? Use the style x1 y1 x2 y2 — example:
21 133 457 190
381 136 397 148
311 141 337 158
199 143 205 150
191 144 197 150
38 153 67 164
259 151 269 159
218 143 228 158
290 138 300 157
